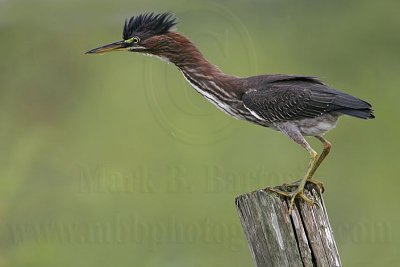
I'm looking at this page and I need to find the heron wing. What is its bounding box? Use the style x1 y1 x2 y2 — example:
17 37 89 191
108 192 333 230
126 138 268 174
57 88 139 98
242 78 373 122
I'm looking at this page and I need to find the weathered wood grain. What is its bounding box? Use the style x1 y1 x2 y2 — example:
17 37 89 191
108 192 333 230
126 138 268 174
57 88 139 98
235 184 342 267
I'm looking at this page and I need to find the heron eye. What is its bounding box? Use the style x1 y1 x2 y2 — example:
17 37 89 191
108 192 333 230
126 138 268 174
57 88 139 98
125 37 140 44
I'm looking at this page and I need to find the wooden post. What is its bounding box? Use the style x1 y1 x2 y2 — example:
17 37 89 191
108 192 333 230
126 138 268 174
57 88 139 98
235 184 342 267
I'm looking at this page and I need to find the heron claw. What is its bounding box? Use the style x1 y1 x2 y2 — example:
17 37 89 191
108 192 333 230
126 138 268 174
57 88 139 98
280 179 325 193
267 185 318 214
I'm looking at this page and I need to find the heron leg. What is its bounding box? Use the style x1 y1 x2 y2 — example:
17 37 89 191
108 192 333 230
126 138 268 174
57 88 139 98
308 136 332 179
268 146 319 213
267 123 320 213
283 136 332 193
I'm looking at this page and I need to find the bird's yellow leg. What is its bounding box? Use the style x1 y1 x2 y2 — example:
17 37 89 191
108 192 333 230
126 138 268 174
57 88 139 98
268 148 319 213
284 136 332 193
308 136 332 179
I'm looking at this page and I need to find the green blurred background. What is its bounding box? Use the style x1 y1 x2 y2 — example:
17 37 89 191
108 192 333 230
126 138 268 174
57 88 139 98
0 0 399 266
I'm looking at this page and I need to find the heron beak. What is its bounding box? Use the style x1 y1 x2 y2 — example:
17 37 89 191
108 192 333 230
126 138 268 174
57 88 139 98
85 41 128 54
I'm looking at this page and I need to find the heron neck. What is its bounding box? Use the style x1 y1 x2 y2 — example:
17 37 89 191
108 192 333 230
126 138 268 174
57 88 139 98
160 32 234 83
153 32 250 120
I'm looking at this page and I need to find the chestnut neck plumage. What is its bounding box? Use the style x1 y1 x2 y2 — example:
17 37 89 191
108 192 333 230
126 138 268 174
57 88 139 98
147 32 253 120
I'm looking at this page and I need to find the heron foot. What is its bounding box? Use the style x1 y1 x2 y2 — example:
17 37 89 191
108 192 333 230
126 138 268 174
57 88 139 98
267 185 318 214
306 178 325 193
282 178 325 193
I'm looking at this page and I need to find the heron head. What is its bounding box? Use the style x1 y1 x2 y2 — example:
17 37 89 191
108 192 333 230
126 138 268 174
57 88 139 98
86 12 177 56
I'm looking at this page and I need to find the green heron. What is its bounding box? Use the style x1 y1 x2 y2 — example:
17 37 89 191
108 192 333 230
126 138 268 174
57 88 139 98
86 12 374 213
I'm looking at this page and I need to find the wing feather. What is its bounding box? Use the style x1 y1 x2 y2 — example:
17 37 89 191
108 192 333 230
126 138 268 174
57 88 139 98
242 84 336 122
